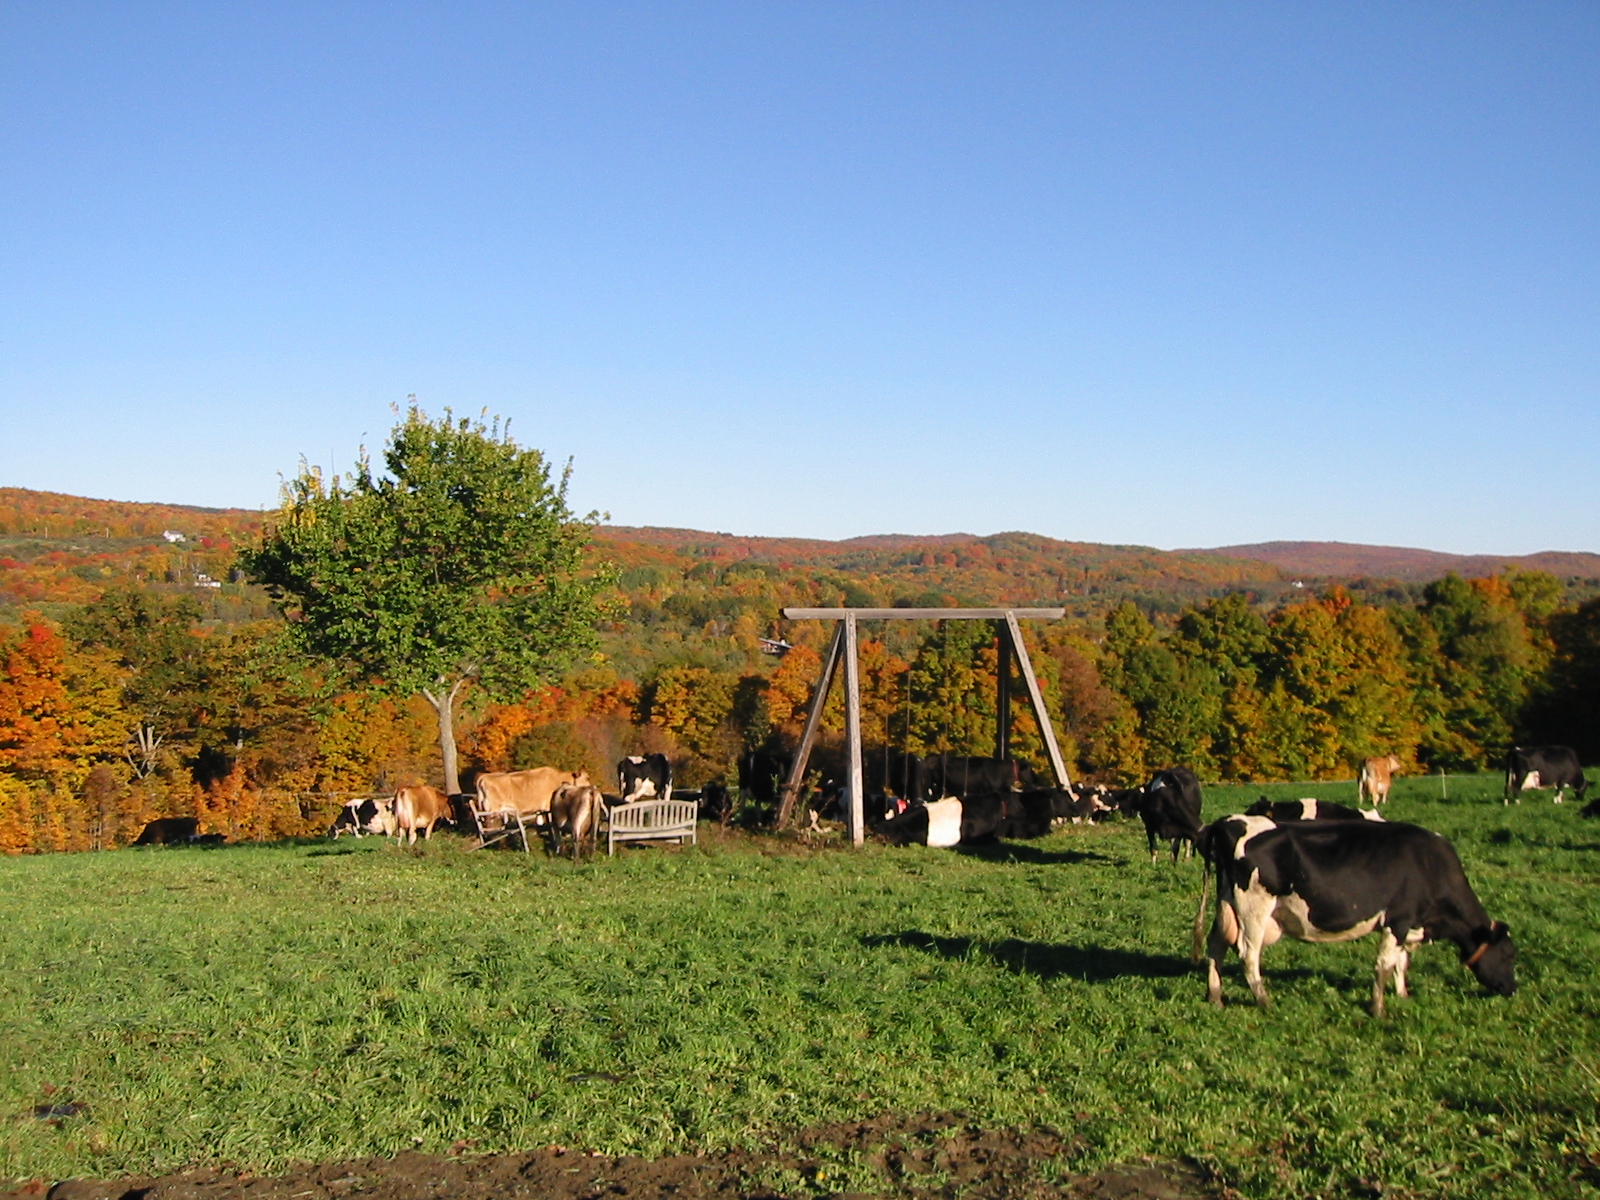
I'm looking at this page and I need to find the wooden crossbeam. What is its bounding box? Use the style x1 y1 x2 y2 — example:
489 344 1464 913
783 607 1065 620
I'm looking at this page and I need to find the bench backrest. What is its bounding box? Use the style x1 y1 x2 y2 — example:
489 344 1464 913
608 799 697 833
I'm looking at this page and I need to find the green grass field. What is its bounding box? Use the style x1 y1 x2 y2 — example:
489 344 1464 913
3 773 1598 1198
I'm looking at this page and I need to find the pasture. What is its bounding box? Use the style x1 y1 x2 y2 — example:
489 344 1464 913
2 773 1598 1198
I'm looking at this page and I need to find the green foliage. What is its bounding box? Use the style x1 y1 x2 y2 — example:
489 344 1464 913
240 405 612 790
242 406 606 702
1405 574 1545 769
1525 595 1600 760
64 586 211 773
1 777 1596 1198
904 621 997 755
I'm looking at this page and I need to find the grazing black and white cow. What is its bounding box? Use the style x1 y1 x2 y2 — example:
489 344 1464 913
328 796 396 839
1503 745 1589 805
1245 797 1385 823
1193 816 1515 1016
1121 768 1204 863
618 753 673 803
917 754 1038 799
1039 786 1113 825
872 791 1055 847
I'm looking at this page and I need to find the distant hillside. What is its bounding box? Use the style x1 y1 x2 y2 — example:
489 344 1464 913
594 526 1290 618
1189 540 1600 583
3 486 1595 621
0 487 264 541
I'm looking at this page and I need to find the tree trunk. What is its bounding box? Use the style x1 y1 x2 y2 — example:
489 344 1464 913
423 682 465 795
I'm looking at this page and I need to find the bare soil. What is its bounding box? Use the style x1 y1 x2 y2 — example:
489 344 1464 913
13 1115 1214 1200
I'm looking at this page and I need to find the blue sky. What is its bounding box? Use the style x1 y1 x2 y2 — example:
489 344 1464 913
2 3 1595 553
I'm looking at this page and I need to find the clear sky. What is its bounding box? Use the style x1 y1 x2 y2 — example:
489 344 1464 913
2 4 1595 553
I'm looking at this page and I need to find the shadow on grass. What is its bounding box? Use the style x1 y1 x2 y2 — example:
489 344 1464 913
951 842 1117 866
862 930 1192 982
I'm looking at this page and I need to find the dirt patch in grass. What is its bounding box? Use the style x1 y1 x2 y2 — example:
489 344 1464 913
16 1114 1213 1200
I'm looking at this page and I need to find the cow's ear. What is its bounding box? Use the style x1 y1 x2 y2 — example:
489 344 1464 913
1489 921 1511 942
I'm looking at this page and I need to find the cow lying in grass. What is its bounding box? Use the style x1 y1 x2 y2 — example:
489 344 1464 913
1245 797 1384 823
1192 815 1515 1016
871 788 1103 847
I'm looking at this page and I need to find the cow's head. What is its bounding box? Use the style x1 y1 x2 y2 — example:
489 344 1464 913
1463 921 1516 996
1113 788 1144 816
1387 755 1402 772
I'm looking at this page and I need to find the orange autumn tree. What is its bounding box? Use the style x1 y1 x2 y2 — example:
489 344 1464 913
0 620 130 852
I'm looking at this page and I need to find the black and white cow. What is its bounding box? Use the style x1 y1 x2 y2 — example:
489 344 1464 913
917 754 1038 800
618 753 673 803
1245 797 1385 823
1041 786 1114 825
1503 745 1589 805
1192 816 1516 1016
328 796 396 838
1121 767 1204 863
871 791 1055 847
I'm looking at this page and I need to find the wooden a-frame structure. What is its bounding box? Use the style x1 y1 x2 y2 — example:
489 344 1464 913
774 607 1071 846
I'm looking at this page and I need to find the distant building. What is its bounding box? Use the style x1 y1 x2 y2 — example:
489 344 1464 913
162 530 186 543
193 573 221 589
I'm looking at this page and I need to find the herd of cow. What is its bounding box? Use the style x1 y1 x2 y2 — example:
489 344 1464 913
326 752 681 857
740 743 1574 1016
127 741 1589 1015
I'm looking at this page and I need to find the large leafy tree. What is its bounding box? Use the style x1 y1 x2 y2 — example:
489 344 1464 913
65 585 215 777
241 405 611 794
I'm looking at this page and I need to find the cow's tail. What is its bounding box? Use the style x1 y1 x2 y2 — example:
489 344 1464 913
1190 824 1214 964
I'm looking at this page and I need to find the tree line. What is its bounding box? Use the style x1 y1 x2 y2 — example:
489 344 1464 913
0 409 1596 852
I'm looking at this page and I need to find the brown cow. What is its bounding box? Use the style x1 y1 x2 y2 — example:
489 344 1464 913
548 782 605 860
476 767 592 823
393 785 453 844
1358 756 1403 806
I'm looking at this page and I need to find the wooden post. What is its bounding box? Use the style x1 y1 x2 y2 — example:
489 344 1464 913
843 612 865 848
775 622 844 829
995 621 1011 762
1003 611 1071 789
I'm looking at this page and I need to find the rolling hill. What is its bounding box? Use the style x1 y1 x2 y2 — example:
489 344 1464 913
1189 540 1600 582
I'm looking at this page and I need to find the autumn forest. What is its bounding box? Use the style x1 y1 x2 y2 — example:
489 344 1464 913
2 433 1598 855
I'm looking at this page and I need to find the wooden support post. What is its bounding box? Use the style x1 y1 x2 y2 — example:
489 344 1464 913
995 621 1011 762
1003 611 1071 790
774 622 844 829
843 612 865 848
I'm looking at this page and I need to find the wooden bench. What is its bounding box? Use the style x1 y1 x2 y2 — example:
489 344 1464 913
467 799 533 853
603 798 698 856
